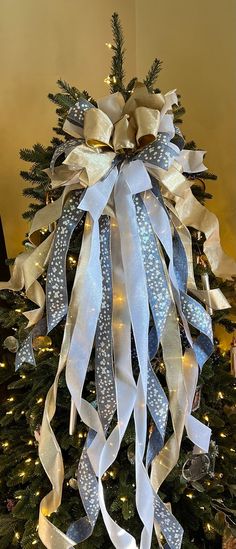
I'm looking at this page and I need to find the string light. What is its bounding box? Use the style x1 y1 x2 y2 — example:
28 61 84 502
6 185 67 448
6 410 13 415
0 362 6 368
78 432 84 438
2 441 9 448
120 496 127 502
230 448 235 452
32 540 37 545
115 294 124 303
21 374 26 379
35 460 40 465
37 397 43 404
28 439 33 445
203 414 209 422
15 308 22 313
25 458 32 463
19 471 25 477
68 255 77 266
105 42 112 49
186 493 193 499
7 397 14 402
206 523 213 532
104 76 111 85
14 532 20 540
15 495 22 500
218 391 224 399
220 432 227 438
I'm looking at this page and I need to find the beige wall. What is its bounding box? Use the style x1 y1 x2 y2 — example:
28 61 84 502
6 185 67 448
136 0 236 260
0 0 235 264
0 0 136 257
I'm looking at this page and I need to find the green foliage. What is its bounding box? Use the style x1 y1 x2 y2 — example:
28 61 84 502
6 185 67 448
143 58 162 91
109 13 126 95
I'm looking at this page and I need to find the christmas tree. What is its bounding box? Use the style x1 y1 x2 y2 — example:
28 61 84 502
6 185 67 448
0 13 236 549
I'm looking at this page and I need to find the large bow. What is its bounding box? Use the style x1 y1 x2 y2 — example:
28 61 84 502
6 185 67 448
59 83 178 186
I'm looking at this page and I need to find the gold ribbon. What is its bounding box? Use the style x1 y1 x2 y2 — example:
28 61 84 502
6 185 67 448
165 199 231 311
147 162 236 281
174 186 236 280
0 234 54 327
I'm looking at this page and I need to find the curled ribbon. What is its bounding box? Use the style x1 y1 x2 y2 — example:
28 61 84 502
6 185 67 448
2 84 236 549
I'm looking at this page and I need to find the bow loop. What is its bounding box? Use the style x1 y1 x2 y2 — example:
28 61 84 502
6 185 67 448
84 108 114 149
112 114 136 151
135 106 160 147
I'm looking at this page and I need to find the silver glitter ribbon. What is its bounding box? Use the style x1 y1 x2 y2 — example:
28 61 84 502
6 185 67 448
95 216 116 431
46 189 84 332
67 216 116 542
15 317 47 370
15 331 36 370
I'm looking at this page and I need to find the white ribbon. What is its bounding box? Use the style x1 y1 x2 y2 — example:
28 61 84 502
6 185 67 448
183 349 211 453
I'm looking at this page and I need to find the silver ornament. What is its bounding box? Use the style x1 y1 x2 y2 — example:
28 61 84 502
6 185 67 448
3 336 19 353
182 452 210 482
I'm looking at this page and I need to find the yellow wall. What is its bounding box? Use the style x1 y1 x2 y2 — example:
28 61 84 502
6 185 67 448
0 0 236 264
136 0 236 260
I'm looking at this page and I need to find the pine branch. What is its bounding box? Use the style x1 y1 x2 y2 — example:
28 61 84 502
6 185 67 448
143 58 162 91
173 106 186 124
110 13 125 94
185 140 197 150
22 187 50 201
125 77 137 94
48 93 76 110
57 79 81 101
188 171 217 181
20 144 53 168
49 80 97 108
20 170 48 184
22 204 42 220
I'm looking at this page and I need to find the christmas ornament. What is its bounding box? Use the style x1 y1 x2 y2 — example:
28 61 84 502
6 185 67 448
6 498 15 512
3 335 19 353
127 443 135 465
1 13 236 549
230 334 236 377
68 478 78 490
191 384 202 412
32 335 52 351
182 452 210 482
34 425 41 443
